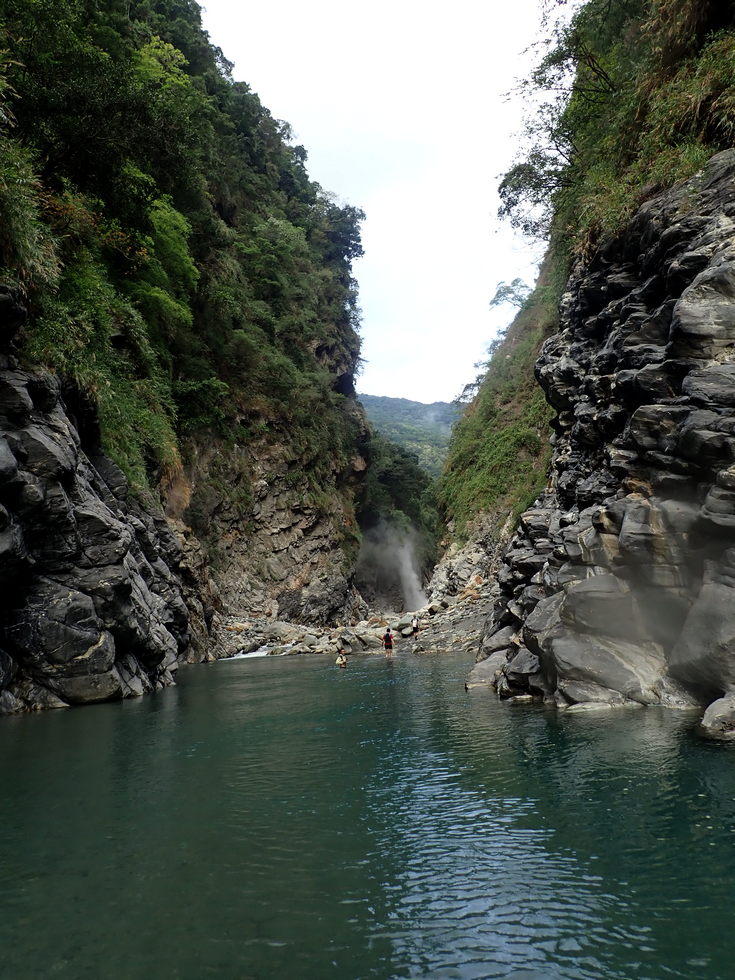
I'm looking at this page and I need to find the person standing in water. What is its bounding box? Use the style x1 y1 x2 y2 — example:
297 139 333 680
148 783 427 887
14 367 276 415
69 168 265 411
335 650 347 668
411 615 419 637
382 628 394 658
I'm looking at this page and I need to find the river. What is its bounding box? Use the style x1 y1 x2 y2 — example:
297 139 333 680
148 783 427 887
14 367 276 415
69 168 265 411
1 650 734 979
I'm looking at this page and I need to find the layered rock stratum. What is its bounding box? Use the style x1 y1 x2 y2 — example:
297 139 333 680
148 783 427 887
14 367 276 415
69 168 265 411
473 150 735 736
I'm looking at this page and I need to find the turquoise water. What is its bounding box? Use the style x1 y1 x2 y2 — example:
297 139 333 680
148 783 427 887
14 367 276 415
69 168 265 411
1 651 734 979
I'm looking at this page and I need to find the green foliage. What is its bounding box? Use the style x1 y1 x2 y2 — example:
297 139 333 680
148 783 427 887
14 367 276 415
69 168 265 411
24 247 179 489
0 136 59 289
440 267 557 538
499 0 735 252
0 47 58 288
357 432 440 571
0 1 365 520
359 395 461 478
489 278 533 310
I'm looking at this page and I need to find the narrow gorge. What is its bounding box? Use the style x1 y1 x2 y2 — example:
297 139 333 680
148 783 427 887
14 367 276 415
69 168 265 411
5 2 735 976
2 0 735 746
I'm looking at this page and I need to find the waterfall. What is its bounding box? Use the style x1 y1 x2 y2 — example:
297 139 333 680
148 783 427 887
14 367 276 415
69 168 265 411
395 537 428 611
355 520 428 612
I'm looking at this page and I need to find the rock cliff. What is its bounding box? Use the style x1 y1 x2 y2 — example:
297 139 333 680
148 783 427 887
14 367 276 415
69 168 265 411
166 418 369 660
475 150 735 735
0 291 368 711
0 306 188 711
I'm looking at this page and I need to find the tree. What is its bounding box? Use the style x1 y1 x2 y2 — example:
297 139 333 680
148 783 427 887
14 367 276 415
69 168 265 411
490 278 532 310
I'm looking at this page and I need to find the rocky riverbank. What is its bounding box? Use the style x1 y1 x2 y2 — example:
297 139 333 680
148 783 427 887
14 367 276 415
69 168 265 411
471 150 735 738
204 575 494 664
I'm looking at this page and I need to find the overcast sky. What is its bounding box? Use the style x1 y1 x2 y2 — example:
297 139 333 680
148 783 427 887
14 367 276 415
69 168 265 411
200 0 545 404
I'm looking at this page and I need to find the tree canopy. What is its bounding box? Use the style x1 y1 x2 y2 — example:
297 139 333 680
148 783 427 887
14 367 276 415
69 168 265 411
0 0 365 494
499 0 735 251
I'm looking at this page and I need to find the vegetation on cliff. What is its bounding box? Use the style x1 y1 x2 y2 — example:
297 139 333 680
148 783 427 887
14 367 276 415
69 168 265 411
500 0 735 250
0 0 365 507
441 0 735 541
439 267 557 538
357 432 440 574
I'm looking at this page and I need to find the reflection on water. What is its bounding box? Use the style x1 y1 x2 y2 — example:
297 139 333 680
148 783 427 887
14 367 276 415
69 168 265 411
1 652 734 979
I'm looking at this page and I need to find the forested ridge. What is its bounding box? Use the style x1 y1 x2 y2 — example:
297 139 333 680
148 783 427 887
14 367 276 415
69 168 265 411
441 0 735 539
0 0 365 506
359 394 460 478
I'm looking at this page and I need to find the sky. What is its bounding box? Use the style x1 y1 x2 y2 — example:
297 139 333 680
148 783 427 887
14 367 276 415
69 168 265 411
199 0 546 404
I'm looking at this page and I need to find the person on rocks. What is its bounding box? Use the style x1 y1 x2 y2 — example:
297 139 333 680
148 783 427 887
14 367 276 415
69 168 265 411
382 629 394 658
411 615 419 637
335 650 348 668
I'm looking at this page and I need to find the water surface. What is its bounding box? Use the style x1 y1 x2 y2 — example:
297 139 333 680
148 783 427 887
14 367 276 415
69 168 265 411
1 651 734 979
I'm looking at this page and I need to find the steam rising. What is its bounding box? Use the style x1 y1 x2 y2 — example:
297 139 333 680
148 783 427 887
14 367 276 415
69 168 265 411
355 520 428 612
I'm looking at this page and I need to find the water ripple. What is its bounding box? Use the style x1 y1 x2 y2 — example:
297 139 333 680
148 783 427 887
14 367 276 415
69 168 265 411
1 652 734 979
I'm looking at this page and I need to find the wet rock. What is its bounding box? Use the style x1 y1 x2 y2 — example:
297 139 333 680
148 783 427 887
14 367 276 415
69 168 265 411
7 678 69 710
467 650 506 688
700 693 735 739
557 679 627 706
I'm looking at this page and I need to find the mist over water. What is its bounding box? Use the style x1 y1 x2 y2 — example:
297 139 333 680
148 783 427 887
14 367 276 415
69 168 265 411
355 520 428 612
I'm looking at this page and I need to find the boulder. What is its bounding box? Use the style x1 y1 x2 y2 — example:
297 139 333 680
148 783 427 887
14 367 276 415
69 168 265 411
505 646 540 681
480 624 516 657
557 679 627 706
669 581 735 696
700 693 735 739
559 574 643 642
466 650 506 688
547 632 666 705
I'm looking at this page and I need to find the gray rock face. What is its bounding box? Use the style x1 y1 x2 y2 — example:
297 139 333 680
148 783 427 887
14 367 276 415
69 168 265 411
0 358 189 713
700 693 735 739
478 150 735 724
165 407 370 639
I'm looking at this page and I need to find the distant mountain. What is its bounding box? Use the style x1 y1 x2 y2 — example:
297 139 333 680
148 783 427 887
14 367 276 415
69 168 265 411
358 394 462 478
